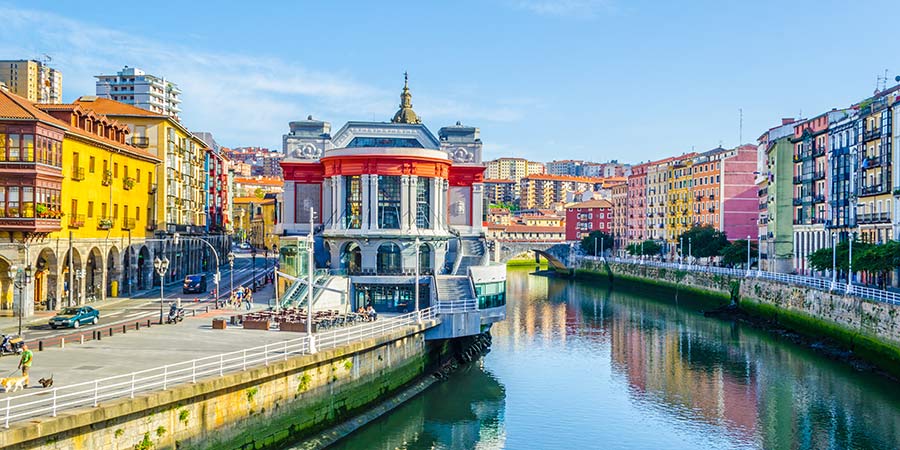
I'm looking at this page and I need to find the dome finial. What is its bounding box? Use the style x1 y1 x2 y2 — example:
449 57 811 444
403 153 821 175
392 71 421 124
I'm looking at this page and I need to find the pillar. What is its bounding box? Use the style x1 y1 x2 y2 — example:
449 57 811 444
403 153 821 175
333 175 343 229
360 174 370 231
472 183 484 231
430 177 440 230
400 175 411 231
409 175 418 231
323 177 333 230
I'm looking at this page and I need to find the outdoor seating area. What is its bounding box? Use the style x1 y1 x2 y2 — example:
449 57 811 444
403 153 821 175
239 308 375 333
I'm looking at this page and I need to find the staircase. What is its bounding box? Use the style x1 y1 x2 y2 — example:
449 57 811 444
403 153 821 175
435 275 475 301
280 273 330 309
454 238 486 276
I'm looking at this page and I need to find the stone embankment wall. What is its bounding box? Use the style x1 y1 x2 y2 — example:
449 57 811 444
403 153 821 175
576 260 900 374
2 324 441 450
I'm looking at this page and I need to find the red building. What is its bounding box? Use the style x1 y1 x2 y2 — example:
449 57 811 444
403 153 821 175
207 149 229 233
565 199 613 241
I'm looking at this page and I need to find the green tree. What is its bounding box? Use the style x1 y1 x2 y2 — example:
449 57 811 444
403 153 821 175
626 240 662 256
720 239 758 267
854 241 900 288
581 231 613 256
808 241 852 273
254 187 266 199
677 225 729 258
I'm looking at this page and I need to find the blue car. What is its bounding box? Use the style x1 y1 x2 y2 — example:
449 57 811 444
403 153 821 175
49 306 100 329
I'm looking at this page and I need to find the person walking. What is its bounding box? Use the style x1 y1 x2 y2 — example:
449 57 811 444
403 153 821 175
18 344 32 377
243 287 253 310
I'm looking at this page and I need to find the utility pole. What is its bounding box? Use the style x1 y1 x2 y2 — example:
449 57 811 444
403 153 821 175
307 207 316 354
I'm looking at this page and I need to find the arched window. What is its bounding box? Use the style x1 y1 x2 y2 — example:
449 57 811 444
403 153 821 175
418 243 432 273
376 243 401 274
340 242 362 273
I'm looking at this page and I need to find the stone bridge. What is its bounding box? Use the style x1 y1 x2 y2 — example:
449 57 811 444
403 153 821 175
486 240 572 264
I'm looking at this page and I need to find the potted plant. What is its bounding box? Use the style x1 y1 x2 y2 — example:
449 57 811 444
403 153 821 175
123 177 136 190
98 218 113 229
102 170 113 185
36 204 48 217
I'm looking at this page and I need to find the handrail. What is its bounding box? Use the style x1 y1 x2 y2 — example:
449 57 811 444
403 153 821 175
581 256 900 306
2 307 437 427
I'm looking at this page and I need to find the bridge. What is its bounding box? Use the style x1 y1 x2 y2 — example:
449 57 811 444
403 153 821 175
486 240 572 265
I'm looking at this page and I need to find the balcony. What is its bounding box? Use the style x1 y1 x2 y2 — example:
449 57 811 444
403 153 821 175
864 156 883 168
859 184 886 196
69 214 85 228
857 212 891 224
863 127 882 141
812 194 825 203
101 171 113 186
123 177 136 191
708 194 715 200
97 217 114 230
130 136 150 148
793 175 803 184
793 198 802 206
148 183 158 194
71 167 85 181
146 221 157 231
121 218 136 230
814 171 825 180
812 146 826 157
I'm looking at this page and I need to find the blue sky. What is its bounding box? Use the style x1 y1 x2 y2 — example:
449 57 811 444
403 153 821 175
2 1 898 163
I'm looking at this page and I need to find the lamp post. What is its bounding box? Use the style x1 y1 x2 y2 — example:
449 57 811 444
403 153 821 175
251 246 257 289
757 233 763 276
847 233 855 293
307 207 316 353
831 232 837 289
414 237 421 322
153 256 170 324
746 235 751 275
680 237 684 265
8 265 32 337
688 237 692 266
227 252 235 304
74 269 84 304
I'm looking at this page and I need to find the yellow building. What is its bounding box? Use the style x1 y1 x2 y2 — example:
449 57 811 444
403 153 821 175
16 102 162 308
233 196 279 251
667 157 694 243
0 59 63 104
73 97 226 285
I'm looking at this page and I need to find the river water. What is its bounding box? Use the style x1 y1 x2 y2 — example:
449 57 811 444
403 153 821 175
328 268 900 450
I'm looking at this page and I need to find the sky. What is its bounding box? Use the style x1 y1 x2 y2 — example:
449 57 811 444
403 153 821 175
2 0 898 164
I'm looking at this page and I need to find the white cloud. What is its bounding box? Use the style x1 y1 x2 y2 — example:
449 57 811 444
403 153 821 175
0 5 526 149
511 0 615 18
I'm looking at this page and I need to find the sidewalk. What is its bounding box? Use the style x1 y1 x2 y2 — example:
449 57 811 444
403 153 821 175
0 296 144 335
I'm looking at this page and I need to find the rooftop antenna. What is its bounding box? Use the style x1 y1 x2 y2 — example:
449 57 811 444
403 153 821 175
875 69 890 92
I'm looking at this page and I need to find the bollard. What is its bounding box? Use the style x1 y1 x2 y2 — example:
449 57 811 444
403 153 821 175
123 324 127 334
205 306 209 313
97 331 101 341
61 337 65 350
136 321 140 331
109 328 113 337
38 341 43 351
192 309 196 317
80 334 84 345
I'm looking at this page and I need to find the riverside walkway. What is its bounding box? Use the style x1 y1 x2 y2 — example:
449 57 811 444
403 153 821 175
0 282 439 427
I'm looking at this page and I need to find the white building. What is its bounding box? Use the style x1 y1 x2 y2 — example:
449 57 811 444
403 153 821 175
95 66 182 118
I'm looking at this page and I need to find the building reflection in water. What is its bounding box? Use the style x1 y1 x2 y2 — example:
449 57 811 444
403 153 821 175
327 363 506 450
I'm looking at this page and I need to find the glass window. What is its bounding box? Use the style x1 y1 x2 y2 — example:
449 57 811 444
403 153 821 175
8 134 19 161
416 178 431 228
0 133 5 161
7 187 19 217
378 176 401 229
21 187 33 218
0 187 5 217
22 135 33 162
376 242 402 274
347 137 423 148
418 243 431 273
344 175 362 229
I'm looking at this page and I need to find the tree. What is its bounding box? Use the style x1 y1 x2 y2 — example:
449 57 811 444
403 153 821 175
581 231 613 256
676 225 729 258
626 240 662 256
254 187 266 199
808 241 851 273
854 241 900 289
489 202 519 212
720 239 757 267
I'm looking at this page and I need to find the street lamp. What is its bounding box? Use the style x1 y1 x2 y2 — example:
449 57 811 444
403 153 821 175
414 237 421 322
227 252 235 303
746 235 751 275
8 265 31 337
74 269 84 304
153 256 170 324
847 233 855 293
688 237 692 265
831 232 837 289
251 246 257 289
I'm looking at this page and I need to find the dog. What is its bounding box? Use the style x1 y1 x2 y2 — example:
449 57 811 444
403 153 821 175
38 375 53 388
0 375 28 393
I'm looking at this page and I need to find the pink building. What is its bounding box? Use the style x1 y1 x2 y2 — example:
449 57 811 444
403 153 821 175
565 199 613 241
626 163 648 245
718 145 759 241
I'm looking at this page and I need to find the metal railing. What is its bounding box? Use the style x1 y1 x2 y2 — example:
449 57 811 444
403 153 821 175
581 256 900 306
1 307 437 427
434 299 478 314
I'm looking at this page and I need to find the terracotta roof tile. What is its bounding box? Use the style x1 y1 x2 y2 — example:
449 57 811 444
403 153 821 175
0 89 68 127
73 96 168 118
566 199 613 209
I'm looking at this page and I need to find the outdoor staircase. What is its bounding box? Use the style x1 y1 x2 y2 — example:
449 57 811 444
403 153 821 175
435 275 475 301
454 238 486 276
279 273 330 309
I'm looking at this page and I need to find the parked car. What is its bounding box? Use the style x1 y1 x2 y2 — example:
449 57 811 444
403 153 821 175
183 274 208 294
49 306 99 329
239 242 251 250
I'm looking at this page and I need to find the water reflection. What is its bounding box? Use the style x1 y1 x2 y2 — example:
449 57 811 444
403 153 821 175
328 364 506 450
331 268 900 450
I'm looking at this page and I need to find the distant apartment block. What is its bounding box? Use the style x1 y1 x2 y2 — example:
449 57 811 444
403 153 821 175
0 59 62 103
95 66 182 118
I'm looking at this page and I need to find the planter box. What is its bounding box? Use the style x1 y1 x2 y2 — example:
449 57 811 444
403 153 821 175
212 318 227 330
242 319 271 331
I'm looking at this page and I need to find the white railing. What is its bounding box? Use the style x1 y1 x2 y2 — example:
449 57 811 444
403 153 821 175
434 299 478 314
581 256 900 306
1 307 437 428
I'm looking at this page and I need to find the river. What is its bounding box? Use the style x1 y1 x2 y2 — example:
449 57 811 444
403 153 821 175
326 268 900 449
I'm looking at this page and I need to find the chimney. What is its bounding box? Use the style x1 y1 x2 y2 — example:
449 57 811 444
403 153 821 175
781 118 795 125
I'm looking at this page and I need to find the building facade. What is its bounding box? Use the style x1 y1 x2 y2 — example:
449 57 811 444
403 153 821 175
857 94 895 245
761 120 798 273
626 163 648 246
565 199 612 242
0 59 62 104
95 66 182 118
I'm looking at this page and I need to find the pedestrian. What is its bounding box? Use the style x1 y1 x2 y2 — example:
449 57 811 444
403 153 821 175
244 287 253 310
18 344 32 377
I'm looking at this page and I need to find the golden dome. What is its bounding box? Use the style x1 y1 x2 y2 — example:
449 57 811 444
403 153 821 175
391 72 422 124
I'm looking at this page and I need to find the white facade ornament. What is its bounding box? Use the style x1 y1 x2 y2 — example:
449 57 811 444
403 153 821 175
451 147 475 163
